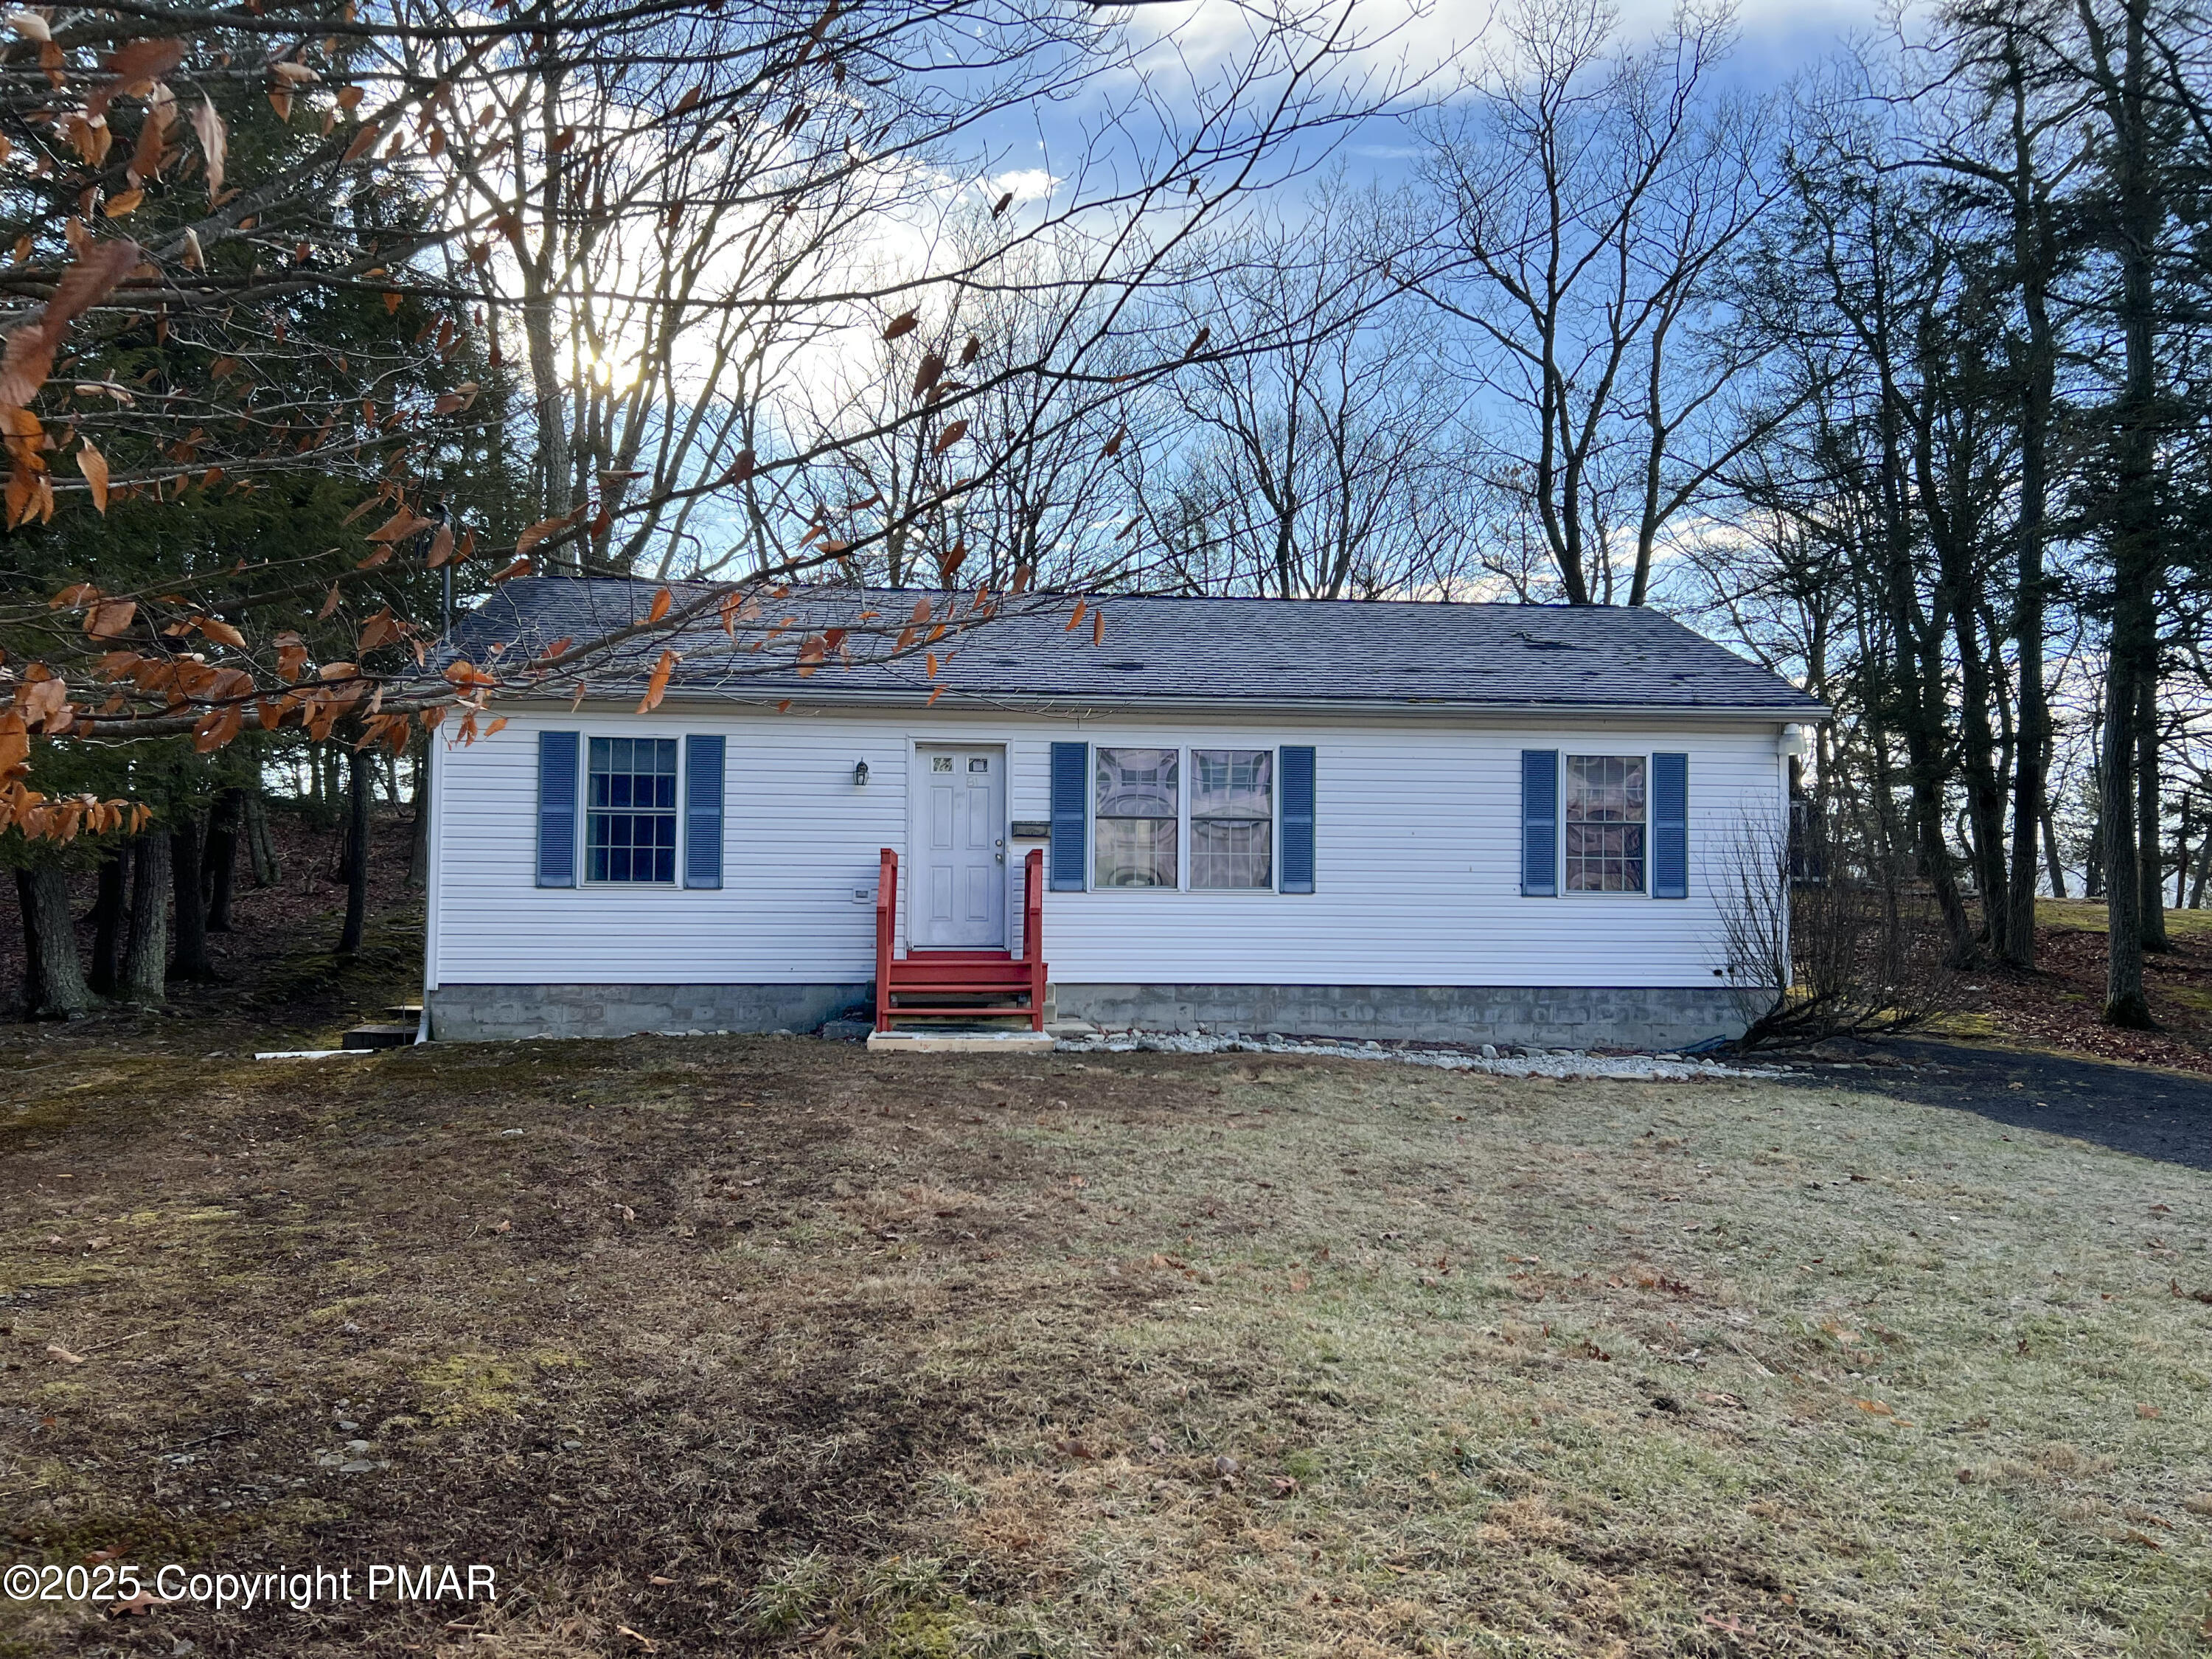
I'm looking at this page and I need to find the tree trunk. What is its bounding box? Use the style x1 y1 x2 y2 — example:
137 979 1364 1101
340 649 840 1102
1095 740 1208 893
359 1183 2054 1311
170 813 216 980
2174 804 2190 910
2003 57 2055 969
2099 0 2161 1028
245 789 279 886
338 743 373 956
119 831 170 1005
2138 675 2168 951
88 846 128 996
204 787 243 932
2101 654 2152 1023
16 866 91 1019
2042 805 2067 900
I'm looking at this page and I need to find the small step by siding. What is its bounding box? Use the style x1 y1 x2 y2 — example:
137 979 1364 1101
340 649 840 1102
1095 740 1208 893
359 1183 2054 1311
343 1023 415 1051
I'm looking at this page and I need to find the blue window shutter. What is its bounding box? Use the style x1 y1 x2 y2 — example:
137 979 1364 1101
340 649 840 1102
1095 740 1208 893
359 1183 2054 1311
537 730 579 888
1049 742 1087 891
1279 745 1315 893
1652 752 1688 899
1521 750 1558 897
685 734 726 889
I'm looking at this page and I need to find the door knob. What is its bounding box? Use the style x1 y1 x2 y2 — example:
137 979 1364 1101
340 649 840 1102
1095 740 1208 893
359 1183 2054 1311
995 851 1005 863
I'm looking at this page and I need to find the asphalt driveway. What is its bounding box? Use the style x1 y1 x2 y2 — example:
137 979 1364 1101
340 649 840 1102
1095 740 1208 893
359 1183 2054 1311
1781 1035 2212 1171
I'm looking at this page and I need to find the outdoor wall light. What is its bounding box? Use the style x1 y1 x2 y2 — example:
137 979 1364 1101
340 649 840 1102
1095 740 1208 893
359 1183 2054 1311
853 760 869 787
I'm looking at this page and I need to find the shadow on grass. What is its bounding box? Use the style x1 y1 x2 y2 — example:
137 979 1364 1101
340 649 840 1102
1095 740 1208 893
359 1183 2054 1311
1790 1034 2212 1172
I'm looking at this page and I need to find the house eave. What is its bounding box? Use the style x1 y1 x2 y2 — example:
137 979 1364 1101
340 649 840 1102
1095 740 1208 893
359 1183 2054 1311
487 685 1831 723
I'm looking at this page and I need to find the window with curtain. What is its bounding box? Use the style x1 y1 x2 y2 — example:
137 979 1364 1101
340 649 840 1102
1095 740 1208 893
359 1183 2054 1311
1191 748 1273 888
1093 747 1178 887
1565 754 1645 892
586 736 678 883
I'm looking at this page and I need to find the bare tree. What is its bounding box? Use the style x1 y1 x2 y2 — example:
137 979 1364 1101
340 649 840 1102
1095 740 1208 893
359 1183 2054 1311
0 0 1427 827
1713 803 1957 1046
1141 184 1475 599
1419 0 1778 605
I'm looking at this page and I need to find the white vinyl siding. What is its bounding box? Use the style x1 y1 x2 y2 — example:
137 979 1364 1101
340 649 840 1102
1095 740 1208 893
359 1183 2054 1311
428 703 1787 990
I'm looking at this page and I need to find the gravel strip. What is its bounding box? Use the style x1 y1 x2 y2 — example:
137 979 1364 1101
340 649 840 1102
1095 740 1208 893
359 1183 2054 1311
1053 1029 1784 1080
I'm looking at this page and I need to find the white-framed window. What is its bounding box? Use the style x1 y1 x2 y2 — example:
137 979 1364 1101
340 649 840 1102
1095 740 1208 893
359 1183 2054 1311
1191 748 1273 889
585 735 679 883
1093 746 1179 888
1564 754 1646 893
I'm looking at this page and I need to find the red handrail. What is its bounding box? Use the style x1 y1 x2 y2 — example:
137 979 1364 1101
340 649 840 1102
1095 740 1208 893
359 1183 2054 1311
1023 847 1046 1032
874 846 897 1033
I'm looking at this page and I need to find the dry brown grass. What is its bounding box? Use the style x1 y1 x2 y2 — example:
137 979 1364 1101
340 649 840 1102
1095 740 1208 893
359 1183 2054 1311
1 1033 2208 1657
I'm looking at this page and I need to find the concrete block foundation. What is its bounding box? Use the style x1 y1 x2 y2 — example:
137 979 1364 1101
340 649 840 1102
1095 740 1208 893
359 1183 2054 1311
1046 982 1745 1051
426 980 1743 1050
427 982 871 1042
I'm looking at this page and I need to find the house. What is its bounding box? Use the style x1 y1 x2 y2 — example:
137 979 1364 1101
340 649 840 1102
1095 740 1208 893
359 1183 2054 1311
420 578 1824 1048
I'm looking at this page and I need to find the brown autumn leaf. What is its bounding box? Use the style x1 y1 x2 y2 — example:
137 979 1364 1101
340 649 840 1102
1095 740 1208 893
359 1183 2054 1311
932 420 968 454
1092 608 1105 645
1102 423 1127 458
882 309 918 341
911 350 945 399
425 521 455 567
0 711 27 776
127 98 171 184
490 556 532 583
515 514 570 555
366 509 431 543
675 84 703 112
341 121 380 165
192 705 242 754
1065 600 1087 631
193 615 246 650
357 608 402 653
0 238 142 407
47 1342 83 1364
992 189 1014 218
84 598 134 639
638 650 678 712
75 442 108 512
102 189 144 218
316 582 342 620
647 586 672 624
5 10 50 43
88 37 185 118
190 95 224 198
111 1588 168 1616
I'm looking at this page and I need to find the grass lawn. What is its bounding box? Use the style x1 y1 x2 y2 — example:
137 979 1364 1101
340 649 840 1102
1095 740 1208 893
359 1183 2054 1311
2034 902 2212 942
2 1033 2208 1657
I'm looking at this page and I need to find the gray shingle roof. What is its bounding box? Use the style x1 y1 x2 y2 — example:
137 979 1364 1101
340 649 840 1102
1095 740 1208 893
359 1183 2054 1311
441 577 1823 716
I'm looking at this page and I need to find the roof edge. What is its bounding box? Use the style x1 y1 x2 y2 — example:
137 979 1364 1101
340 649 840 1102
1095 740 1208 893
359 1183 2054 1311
484 686 1830 722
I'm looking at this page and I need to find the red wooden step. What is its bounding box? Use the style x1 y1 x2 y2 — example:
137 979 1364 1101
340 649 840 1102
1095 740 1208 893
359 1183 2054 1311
883 1005 1033 1018
889 973 1032 992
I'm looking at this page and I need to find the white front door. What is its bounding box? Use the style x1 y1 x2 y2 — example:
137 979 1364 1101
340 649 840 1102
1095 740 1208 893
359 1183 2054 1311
911 745 1006 949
